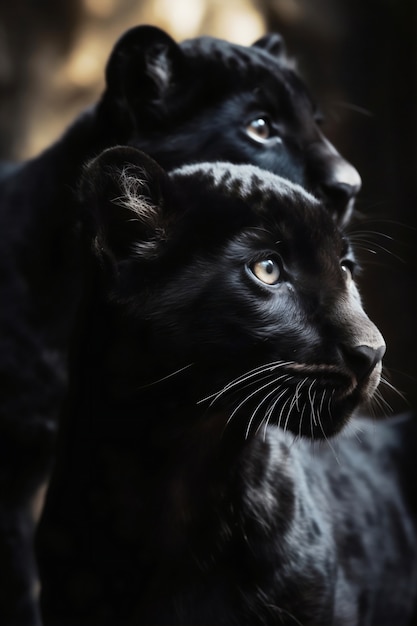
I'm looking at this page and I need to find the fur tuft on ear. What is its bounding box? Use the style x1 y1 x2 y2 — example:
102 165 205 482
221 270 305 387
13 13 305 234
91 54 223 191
103 25 184 131
79 146 171 262
252 33 287 61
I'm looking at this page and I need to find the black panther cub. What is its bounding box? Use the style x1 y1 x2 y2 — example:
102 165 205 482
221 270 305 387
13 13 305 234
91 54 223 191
0 26 362 625
37 147 417 626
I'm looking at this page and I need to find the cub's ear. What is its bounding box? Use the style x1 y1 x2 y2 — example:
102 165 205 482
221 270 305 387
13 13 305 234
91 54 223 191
252 33 287 61
79 146 171 262
103 25 184 129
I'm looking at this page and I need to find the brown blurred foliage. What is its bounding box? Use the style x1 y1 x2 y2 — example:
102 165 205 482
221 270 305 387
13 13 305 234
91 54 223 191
0 0 265 159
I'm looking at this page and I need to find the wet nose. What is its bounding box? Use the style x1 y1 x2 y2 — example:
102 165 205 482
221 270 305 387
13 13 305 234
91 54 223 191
321 176 361 209
341 344 386 382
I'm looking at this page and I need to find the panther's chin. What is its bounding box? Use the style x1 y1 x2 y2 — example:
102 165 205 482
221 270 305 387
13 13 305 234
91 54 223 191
297 366 382 440
283 396 358 440
267 362 382 440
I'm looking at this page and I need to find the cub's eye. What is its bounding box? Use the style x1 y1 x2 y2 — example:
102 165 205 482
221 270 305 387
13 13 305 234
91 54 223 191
246 117 272 143
341 261 354 286
251 258 281 285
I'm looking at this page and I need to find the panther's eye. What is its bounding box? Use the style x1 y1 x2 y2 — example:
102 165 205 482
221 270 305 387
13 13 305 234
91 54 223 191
246 117 272 143
341 261 354 286
251 258 281 285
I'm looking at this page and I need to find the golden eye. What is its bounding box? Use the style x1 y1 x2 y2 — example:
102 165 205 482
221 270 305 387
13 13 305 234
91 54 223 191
246 117 271 142
252 258 281 285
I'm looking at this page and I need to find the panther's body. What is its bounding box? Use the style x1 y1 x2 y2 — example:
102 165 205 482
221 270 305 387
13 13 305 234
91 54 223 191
37 147 417 625
0 26 364 625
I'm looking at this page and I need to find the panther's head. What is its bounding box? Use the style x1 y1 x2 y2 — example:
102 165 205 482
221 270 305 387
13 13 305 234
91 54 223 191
80 147 384 440
99 26 361 226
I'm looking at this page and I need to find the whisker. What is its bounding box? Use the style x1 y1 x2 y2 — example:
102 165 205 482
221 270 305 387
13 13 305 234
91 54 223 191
245 382 289 440
350 216 416 230
370 390 393 417
319 387 327 416
327 390 335 424
138 363 194 389
259 405 273 442
225 375 291 432
309 400 314 440
198 360 294 405
379 376 409 405
298 398 306 440
332 101 373 117
382 366 417 384
317 390 340 463
308 382 317 426
349 230 395 242
259 388 290 441
220 371 285 407
287 378 305 419
354 246 378 255
297 401 308 438
283 391 299 434
263 388 291 431
277 395 293 434
351 238 406 263
294 378 307 412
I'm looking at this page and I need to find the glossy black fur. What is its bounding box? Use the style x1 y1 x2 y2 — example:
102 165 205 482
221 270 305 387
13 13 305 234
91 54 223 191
0 26 362 624
37 148 417 625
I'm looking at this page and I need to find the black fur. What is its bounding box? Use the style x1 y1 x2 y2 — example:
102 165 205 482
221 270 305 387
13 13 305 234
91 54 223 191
0 26 362 624
37 148 417 625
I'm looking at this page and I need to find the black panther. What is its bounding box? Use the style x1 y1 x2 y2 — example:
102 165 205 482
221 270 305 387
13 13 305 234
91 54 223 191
0 24 363 626
37 146 417 625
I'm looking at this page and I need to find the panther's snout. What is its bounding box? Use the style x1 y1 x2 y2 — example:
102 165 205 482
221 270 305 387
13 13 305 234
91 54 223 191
341 344 385 384
308 134 362 225
320 159 362 225
331 291 385 400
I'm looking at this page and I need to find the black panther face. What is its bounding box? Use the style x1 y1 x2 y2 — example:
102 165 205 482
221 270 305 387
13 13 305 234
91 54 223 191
99 26 361 225
79 146 382 440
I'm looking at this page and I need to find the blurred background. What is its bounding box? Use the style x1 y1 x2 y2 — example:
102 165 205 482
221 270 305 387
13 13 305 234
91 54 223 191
0 0 415 413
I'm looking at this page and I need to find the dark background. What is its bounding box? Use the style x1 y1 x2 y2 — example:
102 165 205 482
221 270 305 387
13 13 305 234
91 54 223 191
0 0 415 413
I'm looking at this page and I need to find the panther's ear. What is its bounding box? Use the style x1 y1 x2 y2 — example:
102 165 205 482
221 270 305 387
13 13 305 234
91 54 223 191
252 33 287 61
104 25 184 127
80 146 171 262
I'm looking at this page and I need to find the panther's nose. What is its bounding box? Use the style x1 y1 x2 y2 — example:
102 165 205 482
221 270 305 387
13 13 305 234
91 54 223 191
341 344 386 382
308 134 362 225
320 162 362 225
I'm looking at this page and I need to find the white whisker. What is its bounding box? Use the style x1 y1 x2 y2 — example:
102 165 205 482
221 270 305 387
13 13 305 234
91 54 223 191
283 392 298 434
308 382 317 426
371 389 393 416
138 363 194 389
198 360 294 405
225 375 290 432
264 388 291 430
379 376 408 404
277 395 292 434
319 387 327 416
298 399 306 440
244 382 288 440
317 391 340 463
309 400 314 440
327 390 335 424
